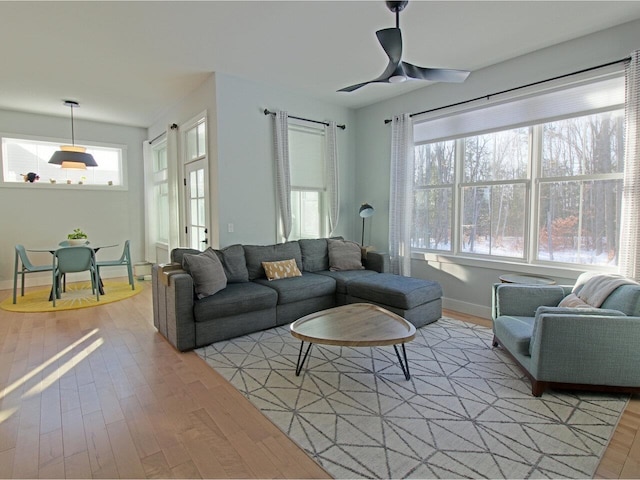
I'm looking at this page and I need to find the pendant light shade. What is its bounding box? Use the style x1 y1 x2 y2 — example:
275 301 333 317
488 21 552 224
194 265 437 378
48 101 97 169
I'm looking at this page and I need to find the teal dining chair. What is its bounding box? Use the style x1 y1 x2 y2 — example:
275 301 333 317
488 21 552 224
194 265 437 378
96 240 134 290
13 244 53 304
52 246 100 306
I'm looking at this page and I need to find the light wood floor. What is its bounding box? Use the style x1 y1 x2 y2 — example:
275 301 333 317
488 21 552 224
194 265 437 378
0 282 638 479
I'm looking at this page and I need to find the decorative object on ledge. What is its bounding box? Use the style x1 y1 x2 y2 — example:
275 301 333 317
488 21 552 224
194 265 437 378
359 203 375 245
21 172 40 183
49 100 98 170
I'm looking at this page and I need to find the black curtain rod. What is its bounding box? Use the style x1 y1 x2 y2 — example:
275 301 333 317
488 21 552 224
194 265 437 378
149 132 165 144
383 56 631 124
149 123 178 144
264 109 346 130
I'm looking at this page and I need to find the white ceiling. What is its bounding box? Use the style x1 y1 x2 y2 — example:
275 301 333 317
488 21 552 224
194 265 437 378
2 1 640 127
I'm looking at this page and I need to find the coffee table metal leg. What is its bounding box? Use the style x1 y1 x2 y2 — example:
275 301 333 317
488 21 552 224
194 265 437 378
296 341 313 376
393 343 411 380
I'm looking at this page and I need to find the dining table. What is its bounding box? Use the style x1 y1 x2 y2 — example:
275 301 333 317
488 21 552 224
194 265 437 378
27 243 118 299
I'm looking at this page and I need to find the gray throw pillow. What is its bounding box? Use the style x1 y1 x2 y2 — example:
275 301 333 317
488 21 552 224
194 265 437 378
328 239 364 271
298 238 329 272
214 244 249 283
183 249 227 299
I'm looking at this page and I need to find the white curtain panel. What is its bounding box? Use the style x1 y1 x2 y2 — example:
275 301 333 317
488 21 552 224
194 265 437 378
142 140 157 263
274 111 292 241
389 113 414 276
325 121 340 236
620 50 640 280
166 125 181 252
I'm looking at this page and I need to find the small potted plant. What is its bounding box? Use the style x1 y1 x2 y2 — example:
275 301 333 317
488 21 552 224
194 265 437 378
67 228 88 246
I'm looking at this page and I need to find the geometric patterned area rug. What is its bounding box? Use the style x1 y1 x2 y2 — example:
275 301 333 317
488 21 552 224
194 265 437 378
0 280 142 312
196 318 628 479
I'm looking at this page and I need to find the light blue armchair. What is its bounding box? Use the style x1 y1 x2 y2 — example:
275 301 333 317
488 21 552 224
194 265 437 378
492 280 640 396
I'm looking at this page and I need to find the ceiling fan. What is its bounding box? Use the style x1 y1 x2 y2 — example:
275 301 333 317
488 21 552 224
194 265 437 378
338 0 471 92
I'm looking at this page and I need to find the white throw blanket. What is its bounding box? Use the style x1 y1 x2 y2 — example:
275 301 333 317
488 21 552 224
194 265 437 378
573 273 638 308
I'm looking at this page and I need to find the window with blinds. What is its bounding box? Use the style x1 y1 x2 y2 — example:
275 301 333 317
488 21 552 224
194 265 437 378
412 73 625 268
288 121 328 240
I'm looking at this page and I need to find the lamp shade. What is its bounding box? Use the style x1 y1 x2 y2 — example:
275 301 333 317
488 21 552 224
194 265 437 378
359 203 375 218
48 100 98 169
49 150 98 169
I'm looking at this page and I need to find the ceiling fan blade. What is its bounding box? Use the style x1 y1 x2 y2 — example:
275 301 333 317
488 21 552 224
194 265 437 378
337 28 402 92
337 81 374 93
376 28 402 65
401 62 471 83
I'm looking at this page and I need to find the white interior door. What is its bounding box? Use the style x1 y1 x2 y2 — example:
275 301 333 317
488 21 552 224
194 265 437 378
182 115 209 251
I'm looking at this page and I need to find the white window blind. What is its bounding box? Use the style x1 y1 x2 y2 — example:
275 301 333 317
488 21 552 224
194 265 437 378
414 74 624 144
289 123 325 189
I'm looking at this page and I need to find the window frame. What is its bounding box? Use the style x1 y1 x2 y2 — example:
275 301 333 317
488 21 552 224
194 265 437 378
150 138 169 245
0 132 127 190
411 77 625 272
287 119 329 240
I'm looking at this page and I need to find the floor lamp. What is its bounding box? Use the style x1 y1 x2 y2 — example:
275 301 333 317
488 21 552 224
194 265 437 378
359 203 375 246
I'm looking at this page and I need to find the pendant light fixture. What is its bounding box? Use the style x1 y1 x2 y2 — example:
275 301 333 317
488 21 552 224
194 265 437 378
48 100 98 169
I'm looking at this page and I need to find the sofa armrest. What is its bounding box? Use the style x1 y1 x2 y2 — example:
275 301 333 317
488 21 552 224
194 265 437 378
152 266 197 351
492 283 571 320
364 251 389 273
528 314 640 386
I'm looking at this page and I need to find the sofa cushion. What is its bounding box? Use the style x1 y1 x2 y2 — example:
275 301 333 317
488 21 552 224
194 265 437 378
254 272 336 305
558 293 591 308
262 259 302 281
328 239 364 271
244 242 303 280
193 282 277 321
182 249 227 299
316 269 378 295
494 315 535 357
213 244 249 283
347 273 442 310
298 238 329 272
530 306 627 356
171 248 201 265
600 284 640 316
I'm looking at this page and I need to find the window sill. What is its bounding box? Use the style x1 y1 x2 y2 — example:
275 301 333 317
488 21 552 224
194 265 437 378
412 251 617 281
0 182 126 191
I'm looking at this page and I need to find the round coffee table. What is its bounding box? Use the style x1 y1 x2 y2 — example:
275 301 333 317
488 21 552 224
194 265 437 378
290 303 416 380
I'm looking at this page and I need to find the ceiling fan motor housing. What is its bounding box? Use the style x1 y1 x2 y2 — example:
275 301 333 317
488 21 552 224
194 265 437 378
386 1 408 13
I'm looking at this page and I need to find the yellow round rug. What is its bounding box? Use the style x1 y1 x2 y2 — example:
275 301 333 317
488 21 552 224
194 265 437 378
1 280 143 313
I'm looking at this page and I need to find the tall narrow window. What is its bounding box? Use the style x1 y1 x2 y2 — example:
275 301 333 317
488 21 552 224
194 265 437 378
413 140 455 251
151 140 169 244
288 121 327 239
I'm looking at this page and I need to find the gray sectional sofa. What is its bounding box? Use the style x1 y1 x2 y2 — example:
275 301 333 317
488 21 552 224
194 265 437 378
152 238 442 351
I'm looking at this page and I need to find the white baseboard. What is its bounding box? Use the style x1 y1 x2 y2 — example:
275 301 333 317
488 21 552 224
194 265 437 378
442 296 491 320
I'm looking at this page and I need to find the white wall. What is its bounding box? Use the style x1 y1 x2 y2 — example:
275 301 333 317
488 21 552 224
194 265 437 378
214 73 356 246
353 19 640 318
149 72 357 250
0 109 147 289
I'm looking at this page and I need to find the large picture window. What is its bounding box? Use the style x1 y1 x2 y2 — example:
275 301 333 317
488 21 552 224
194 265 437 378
1 136 125 187
412 75 624 268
